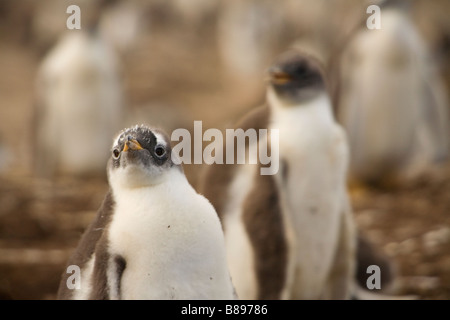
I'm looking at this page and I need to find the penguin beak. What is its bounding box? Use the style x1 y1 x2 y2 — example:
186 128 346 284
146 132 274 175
123 139 143 152
267 67 292 85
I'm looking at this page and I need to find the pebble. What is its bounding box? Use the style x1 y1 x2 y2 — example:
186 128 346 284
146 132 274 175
384 242 400 257
397 238 417 255
401 276 441 292
422 226 450 254
0 248 70 264
395 225 419 239
355 209 385 228
384 238 417 256
364 230 385 245
416 263 435 276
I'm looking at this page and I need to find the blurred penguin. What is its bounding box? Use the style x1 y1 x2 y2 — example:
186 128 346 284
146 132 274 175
200 48 409 300
98 0 146 56
217 0 287 93
200 50 357 299
170 0 219 28
33 28 124 178
334 0 449 185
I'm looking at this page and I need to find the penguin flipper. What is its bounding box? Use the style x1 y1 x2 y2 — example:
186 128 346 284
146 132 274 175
241 171 287 300
198 104 270 215
57 192 115 299
89 243 126 300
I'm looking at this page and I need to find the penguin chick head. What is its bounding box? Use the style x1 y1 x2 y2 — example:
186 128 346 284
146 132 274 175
107 125 180 189
267 49 326 104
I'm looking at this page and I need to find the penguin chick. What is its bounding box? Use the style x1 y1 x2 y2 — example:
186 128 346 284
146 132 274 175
33 30 124 178
335 1 449 185
57 125 236 300
199 50 357 299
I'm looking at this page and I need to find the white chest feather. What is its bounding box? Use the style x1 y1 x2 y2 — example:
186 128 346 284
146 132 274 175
107 170 234 299
269 90 349 298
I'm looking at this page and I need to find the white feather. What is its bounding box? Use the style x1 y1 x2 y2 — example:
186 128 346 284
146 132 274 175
107 167 235 299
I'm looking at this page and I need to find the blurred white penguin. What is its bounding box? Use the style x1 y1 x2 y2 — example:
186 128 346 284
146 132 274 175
34 29 124 178
217 0 286 88
336 0 449 185
170 0 219 27
98 0 146 56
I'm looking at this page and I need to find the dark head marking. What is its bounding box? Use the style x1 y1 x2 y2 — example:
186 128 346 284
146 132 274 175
267 49 326 104
109 124 178 171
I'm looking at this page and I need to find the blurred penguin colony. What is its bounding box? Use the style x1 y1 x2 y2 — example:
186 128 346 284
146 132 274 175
18 0 447 185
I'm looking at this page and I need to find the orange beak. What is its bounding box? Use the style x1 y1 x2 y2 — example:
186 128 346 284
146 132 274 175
123 139 143 152
270 71 292 84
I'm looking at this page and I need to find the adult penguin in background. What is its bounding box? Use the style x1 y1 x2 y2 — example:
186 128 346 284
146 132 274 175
333 0 449 186
57 125 236 300
33 28 124 178
199 49 357 299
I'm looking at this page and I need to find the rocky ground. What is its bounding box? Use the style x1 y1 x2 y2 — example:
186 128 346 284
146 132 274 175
1 164 450 300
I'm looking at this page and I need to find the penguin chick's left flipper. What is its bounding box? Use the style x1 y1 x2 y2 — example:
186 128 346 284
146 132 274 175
57 192 115 299
241 165 288 299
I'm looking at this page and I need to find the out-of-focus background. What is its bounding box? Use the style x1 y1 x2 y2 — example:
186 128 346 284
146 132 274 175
0 0 449 300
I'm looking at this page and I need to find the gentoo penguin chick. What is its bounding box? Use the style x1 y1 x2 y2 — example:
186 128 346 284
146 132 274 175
57 125 236 300
33 30 124 178
335 0 449 185
199 50 357 299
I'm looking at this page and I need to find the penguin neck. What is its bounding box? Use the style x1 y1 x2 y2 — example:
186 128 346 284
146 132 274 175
111 168 189 203
267 86 335 130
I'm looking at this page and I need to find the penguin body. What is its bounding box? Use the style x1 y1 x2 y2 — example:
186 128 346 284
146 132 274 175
34 30 124 177
200 50 356 299
58 125 235 300
336 2 449 184
268 88 353 299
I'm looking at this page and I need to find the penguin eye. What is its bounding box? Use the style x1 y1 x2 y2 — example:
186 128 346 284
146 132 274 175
294 65 307 76
112 148 121 159
154 145 166 158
